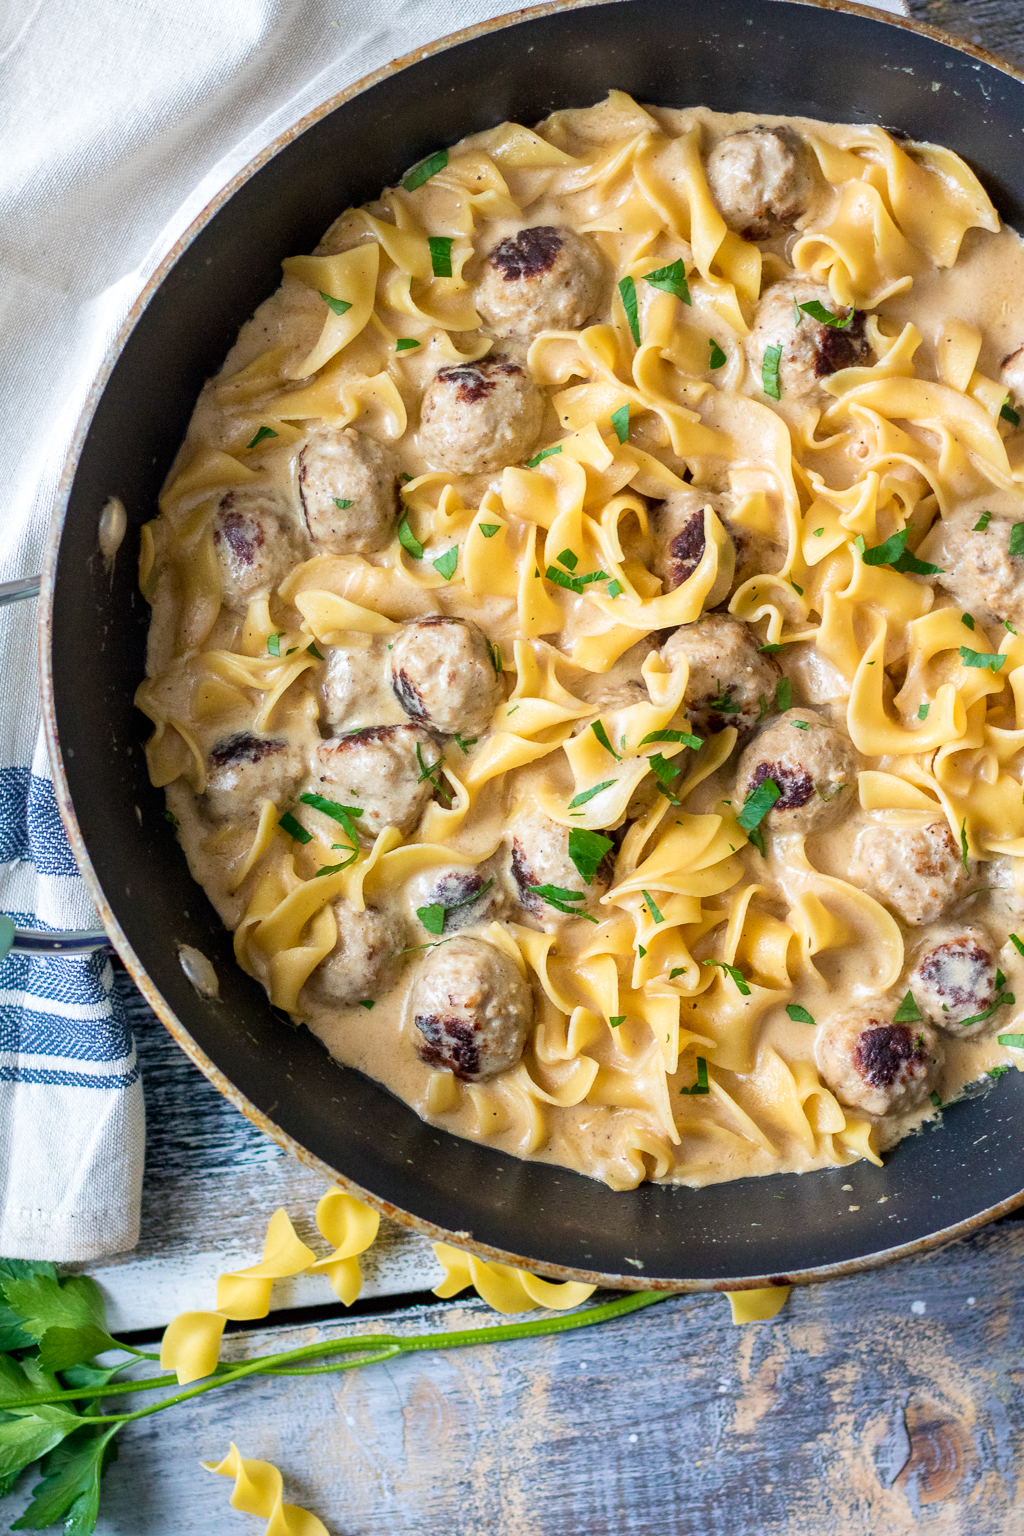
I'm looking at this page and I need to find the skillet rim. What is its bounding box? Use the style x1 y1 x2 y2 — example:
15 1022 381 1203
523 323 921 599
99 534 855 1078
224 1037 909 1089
38 0 1024 1293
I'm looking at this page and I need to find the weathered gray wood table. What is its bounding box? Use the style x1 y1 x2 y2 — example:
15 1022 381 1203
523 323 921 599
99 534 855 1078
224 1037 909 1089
8 2 1024 1529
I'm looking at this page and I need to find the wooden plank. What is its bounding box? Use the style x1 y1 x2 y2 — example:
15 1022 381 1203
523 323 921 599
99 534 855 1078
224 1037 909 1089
908 0 1024 72
8 1219 1024 1534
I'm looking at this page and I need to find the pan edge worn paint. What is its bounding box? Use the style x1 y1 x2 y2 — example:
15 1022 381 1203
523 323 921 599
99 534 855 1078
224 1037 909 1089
43 0 1024 1289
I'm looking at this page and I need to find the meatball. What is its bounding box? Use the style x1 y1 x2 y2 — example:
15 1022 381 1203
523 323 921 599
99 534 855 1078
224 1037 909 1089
315 725 438 839
652 488 783 599
815 1007 941 1118
1001 344 1024 408
474 226 607 338
389 617 501 737
705 126 815 239
734 708 858 835
212 489 304 610
853 821 969 927
302 899 406 1009
418 360 543 474
507 806 612 925
746 277 869 412
298 426 400 554
661 614 781 738
908 926 1001 1036
320 636 389 734
927 507 1024 630
572 639 658 714
203 733 304 822
409 858 507 934
411 936 533 1081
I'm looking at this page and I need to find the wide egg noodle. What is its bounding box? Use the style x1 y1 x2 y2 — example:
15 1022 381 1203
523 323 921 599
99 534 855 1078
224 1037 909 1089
141 95 1024 1194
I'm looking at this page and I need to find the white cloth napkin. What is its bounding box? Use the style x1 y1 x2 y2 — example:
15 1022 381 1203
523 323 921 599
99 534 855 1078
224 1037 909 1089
0 0 905 1263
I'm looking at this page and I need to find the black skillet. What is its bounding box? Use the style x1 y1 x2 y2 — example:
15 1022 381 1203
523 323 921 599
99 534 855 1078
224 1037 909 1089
41 0 1024 1292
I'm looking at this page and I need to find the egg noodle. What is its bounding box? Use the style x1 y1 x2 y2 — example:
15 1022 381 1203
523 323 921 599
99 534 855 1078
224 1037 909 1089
140 93 1024 1191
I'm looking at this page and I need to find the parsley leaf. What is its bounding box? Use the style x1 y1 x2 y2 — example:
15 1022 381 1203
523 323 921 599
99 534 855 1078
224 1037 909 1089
428 236 453 278
479 523 501 539
433 547 458 582
568 828 614 885
402 149 448 191
610 404 630 443
266 632 283 657
799 299 853 329
1010 523 1024 557
738 777 781 834
333 497 353 510
607 580 624 598
546 564 608 595
529 884 597 922
618 275 641 345
974 511 992 532
1001 397 1021 427
0 1262 56 1353
0 1274 117 1373
959 646 1005 672
358 999 375 1010
708 338 726 370
702 959 751 996
591 720 620 759
319 292 352 316
568 780 616 809
762 343 782 400
452 733 477 754
640 728 703 750
396 338 420 351
557 548 578 571
893 991 922 1024
12 1422 119 1534
527 445 562 468
398 516 424 560
609 1015 626 1029
680 1057 710 1095
644 260 691 304
278 811 312 844
961 613 975 631
918 702 930 720
960 991 1015 1029
648 753 683 794
786 1004 816 1024
998 1032 1024 1048
641 889 664 924
960 817 970 871
1011 933 1024 957
246 425 278 449
417 904 446 936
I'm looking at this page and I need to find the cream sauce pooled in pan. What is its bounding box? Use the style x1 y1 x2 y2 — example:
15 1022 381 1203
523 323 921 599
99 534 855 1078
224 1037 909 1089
140 95 1024 1191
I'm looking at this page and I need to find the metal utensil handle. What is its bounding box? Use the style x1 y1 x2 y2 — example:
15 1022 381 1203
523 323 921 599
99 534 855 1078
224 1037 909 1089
0 576 112 959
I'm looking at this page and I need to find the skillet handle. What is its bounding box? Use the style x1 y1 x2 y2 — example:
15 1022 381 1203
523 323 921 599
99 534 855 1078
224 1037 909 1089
0 574 112 960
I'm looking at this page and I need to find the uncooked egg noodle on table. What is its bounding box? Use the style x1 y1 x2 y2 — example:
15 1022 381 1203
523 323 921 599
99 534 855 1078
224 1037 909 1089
138 92 1024 1191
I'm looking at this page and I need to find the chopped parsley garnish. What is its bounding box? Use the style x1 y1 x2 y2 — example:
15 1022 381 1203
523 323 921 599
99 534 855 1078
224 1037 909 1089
648 753 684 798
708 338 727 370
1001 397 1021 427
791 581 804 596
267 632 284 657
529 884 597 922
591 720 621 759
278 811 312 844
918 702 930 720
814 781 844 804
609 1015 626 1029
568 828 614 885
960 817 970 871
998 1033 1024 1048
960 991 1015 1029
452 733 477 754
618 275 641 346
1011 933 1024 957
246 425 279 449
607 580 624 598
680 1057 710 1095
610 404 630 443
527 445 562 468
642 890 664 925
489 643 503 675
702 959 751 996
959 645 1004 672
853 527 943 575
638 944 647 957
669 967 687 979
163 809 179 829
546 563 609 595
298 793 363 866
799 299 853 329
644 260 691 304
402 149 448 191
762 342 782 400
791 719 809 731
306 641 326 662
417 878 495 936
737 777 781 839
893 990 922 1024
1010 523 1024 557
319 292 352 316
427 236 453 278
398 516 424 559
433 547 458 581
557 548 578 571
813 527 824 537
416 742 446 788
989 1064 1011 1079
786 1004 816 1024
776 677 793 712
479 523 500 538
358 999 375 1010
396 338 420 351
568 780 616 809
333 498 354 511
640 728 703 750
973 511 992 532
400 472 413 483
961 613 975 631
930 1091 943 1109
709 686 741 715
759 642 786 654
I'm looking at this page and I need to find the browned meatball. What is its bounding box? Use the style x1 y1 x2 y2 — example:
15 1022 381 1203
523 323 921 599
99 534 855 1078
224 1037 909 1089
411 936 533 1081
926 508 1024 630
418 360 543 474
203 733 304 822
815 1007 941 1117
302 899 406 1009
734 709 858 835
389 617 501 737
475 226 607 338
298 426 400 554
571 639 658 714
507 806 612 926
746 277 869 412
705 126 815 239
408 857 507 934
212 489 304 610
661 614 781 738
853 821 969 927
652 488 783 599
315 725 437 840
908 926 1001 1035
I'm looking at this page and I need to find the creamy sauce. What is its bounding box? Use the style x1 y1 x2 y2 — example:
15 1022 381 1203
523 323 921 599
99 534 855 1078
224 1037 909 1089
145 97 1024 1192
